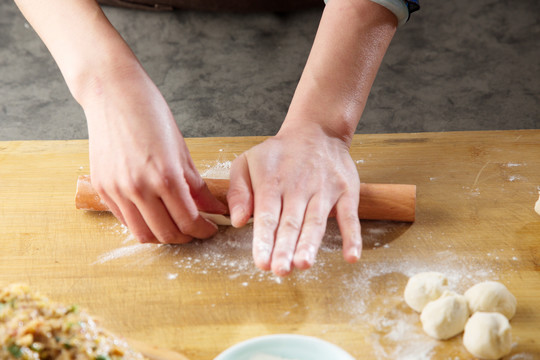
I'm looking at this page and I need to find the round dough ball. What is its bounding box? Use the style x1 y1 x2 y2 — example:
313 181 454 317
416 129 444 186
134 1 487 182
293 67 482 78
420 291 470 340
464 281 517 320
535 191 540 216
463 312 512 360
404 272 449 312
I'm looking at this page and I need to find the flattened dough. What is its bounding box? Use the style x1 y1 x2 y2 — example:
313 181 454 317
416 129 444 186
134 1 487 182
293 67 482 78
199 211 253 226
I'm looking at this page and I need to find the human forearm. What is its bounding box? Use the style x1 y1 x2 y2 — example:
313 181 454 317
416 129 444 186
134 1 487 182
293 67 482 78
15 0 225 243
228 0 399 275
14 0 140 106
280 0 397 145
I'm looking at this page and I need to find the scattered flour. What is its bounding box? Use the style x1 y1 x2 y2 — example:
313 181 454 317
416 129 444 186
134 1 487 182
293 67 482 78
167 273 178 280
508 175 525 182
90 160 522 359
93 243 153 264
200 159 232 179
93 216 516 359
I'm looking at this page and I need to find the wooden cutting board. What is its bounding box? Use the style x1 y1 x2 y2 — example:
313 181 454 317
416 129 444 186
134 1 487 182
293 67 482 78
0 130 539 359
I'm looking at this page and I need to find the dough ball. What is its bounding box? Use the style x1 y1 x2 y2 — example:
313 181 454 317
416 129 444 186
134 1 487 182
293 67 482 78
404 272 449 312
463 312 512 360
535 191 540 216
420 291 470 340
464 281 517 320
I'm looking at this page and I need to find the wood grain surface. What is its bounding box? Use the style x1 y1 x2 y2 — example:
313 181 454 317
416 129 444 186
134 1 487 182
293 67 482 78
1 131 539 359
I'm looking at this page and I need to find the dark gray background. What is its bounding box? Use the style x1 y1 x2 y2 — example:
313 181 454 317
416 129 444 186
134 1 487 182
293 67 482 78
1 1 538 140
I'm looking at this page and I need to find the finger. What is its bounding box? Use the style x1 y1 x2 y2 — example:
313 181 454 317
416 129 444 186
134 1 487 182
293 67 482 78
160 178 219 240
187 174 229 215
271 196 307 276
293 194 332 270
228 153 254 228
133 195 194 244
114 197 160 244
335 193 362 263
91 177 127 225
95 188 127 226
252 184 282 271
180 148 227 215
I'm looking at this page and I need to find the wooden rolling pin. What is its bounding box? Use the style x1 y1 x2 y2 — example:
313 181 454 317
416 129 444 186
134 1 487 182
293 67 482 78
75 175 416 222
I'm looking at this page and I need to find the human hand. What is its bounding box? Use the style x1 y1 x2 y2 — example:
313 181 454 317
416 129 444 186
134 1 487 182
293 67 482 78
82 64 227 244
227 126 362 276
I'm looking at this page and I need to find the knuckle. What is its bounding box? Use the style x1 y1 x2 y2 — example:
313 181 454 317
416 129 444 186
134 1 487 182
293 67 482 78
156 232 178 244
123 177 144 198
175 213 199 235
227 185 247 202
151 170 177 194
273 249 293 261
258 212 279 229
134 232 155 244
335 173 359 192
304 214 326 228
123 168 178 199
341 212 360 226
280 215 302 232
178 223 196 236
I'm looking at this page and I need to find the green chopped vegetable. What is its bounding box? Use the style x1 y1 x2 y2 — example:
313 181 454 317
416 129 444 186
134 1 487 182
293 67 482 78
7 344 22 358
96 355 111 360
66 304 79 314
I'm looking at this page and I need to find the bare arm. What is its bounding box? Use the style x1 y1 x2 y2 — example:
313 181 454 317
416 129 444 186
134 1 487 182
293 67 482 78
283 0 397 143
14 0 135 102
228 0 398 275
15 0 227 243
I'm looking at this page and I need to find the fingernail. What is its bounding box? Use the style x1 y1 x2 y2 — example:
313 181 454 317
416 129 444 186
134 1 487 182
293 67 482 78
348 246 360 261
276 262 290 276
298 247 315 266
231 205 245 226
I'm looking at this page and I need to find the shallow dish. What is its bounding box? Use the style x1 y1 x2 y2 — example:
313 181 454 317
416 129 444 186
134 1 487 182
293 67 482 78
214 334 355 360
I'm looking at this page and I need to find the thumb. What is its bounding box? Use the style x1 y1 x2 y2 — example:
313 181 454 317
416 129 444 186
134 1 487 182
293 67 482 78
228 153 254 228
190 176 229 215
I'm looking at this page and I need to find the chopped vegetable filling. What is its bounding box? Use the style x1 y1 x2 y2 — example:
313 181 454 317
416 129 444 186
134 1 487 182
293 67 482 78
0 284 147 360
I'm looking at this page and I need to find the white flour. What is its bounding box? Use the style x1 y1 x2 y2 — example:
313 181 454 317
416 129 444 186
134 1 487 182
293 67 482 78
93 217 517 359
200 158 232 179
91 161 523 359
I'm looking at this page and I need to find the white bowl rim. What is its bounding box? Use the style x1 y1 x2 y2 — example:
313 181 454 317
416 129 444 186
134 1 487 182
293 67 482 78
214 333 355 360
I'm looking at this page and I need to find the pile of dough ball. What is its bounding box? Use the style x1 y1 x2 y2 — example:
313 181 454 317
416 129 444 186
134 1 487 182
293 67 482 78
404 272 517 359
